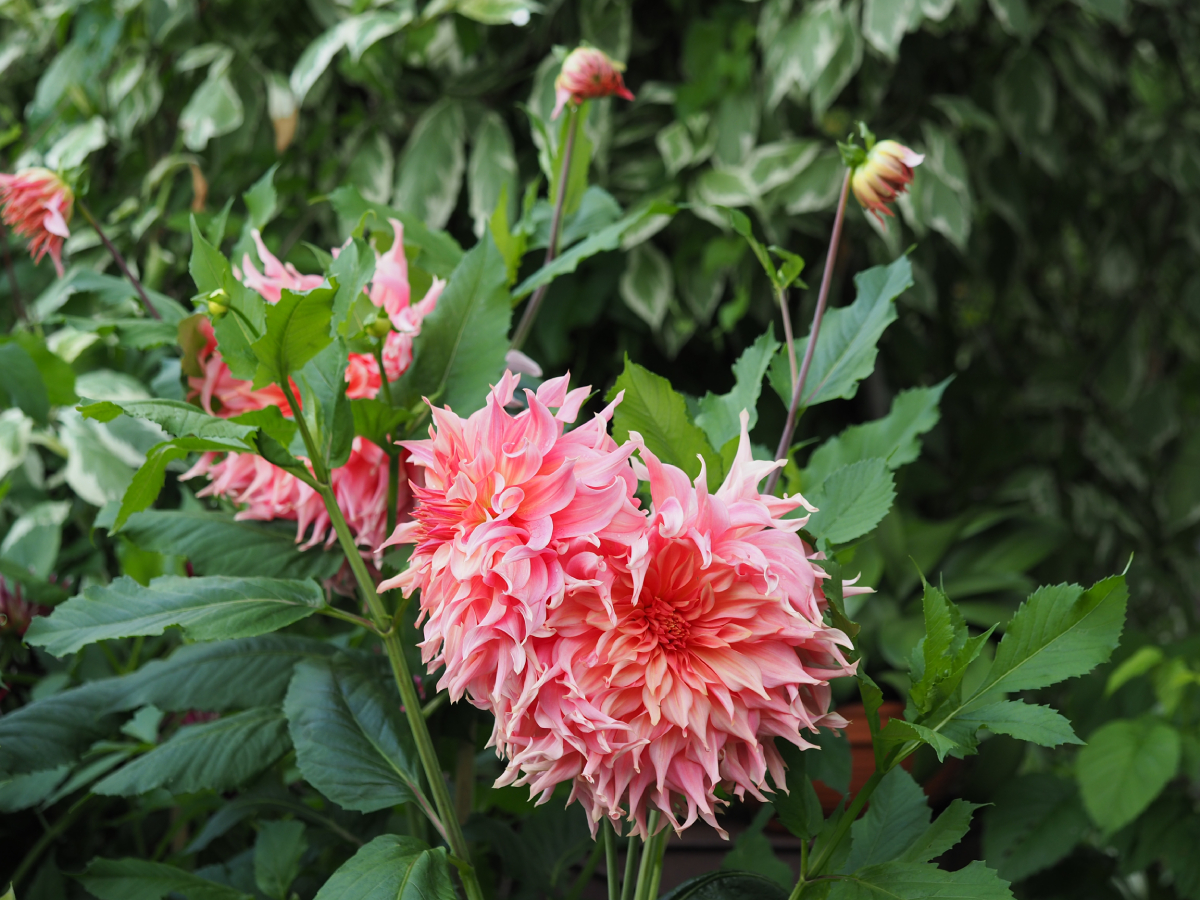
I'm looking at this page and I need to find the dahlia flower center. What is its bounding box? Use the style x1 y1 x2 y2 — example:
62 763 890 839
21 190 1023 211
643 602 690 651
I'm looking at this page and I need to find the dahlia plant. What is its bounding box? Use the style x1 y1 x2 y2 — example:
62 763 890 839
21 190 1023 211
0 34 1136 900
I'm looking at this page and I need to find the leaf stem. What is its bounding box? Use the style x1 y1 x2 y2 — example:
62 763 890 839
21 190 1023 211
779 287 797 390
800 769 883 891
510 103 580 352
282 381 484 900
76 199 161 320
11 793 94 889
766 170 851 495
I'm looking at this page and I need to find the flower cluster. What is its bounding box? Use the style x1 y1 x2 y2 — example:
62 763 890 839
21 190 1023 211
382 377 859 838
183 223 441 550
0 168 74 277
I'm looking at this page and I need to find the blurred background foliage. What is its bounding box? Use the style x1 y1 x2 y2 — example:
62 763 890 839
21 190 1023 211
2 0 1199 897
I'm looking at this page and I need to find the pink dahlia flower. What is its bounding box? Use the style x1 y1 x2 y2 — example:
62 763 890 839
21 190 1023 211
188 319 296 416
0 168 73 277
553 47 635 119
489 415 857 838
378 371 645 708
851 140 924 223
238 230 325 302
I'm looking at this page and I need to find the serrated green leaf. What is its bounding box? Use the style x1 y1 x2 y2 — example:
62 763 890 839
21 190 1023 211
842 768 930 873
77 857 252 900
0 680 128 775
695 328 781 451
910 581 959 713
122 510 341 580
190 216 265 381
661 871 789 900
352 398 410 447
984 774 1090 883
327 186 463 279
93 707 289 797
393 236 511 416
900 799 982 863
879 718 960 762
805 459 897 544
829 860 1013 899
957 700 1081 747
979 575 1127 696
254 820 307 900
312 835 456 900
25 575 325 657
329 238 377 336
113 436 248 532
285 654 425 813
78 399 255 442
295 340 352 469
227 406 297 448
803 379 951 489
1077 718 1180 833
252 282 337 389
608 357 723 488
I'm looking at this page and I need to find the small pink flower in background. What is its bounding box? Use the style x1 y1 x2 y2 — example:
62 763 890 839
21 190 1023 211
488 418 856 838
0 168 74 277
237 229 325 302
187 319 297 416
378 371 644 709
0 579 49 636
345 353 382 400
381 276 445 380
851 140 924 223
553 46 634 118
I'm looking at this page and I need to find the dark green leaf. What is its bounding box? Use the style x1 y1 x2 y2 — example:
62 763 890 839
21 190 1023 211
93 707 290 796
254 820 307 900
829 860 1013 899
608 357 723 488
312 835 456 900
842 768 930 873
285 654 425 813
661 871 788 900
25 575 325 657
393 235 511 416
329 238 377 336
0 340 50 422
0 680 127 775
352 398 409 447
984 774 1090 883
12 332 76 406
772 741 825 840
76 857 252 900
956 700 1082 747
721 809 793 888
190 216 265 381
228 406 298 448
900 799 982 864
296 340 352 468
695 328 781 451
79 398 257 443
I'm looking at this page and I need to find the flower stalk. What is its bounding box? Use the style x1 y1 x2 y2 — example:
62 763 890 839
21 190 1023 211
278 378 485 900
77 199 161 321
766 170 851 495
510 103 579 351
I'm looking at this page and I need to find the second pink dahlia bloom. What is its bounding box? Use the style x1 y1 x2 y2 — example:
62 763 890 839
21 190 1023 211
0 168 73 277
489 416 857 838
378 371 645 708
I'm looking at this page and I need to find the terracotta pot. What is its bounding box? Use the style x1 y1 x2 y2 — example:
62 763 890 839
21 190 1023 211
812 701 959 813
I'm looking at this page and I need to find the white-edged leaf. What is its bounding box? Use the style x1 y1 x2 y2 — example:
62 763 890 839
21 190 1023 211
393 99 466 230
619 242 673 330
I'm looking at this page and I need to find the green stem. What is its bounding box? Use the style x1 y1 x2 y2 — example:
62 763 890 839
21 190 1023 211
284 378 482 900
315 604 376 631
77 200 161 320
605 821 620 900
633 812 664 900
566 838 606 900
620 833 641 900
800 770 884 891
510 103 580 352
11 794 94 889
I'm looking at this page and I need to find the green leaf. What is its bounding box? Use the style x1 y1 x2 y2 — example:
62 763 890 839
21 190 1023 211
803 379 951 489
456 0 543 25
190 217 265 381
862 0 917 61
113 437 247 532
808 729 852 795
0 340 50 422
352 399 410 447
878 719 960 762
763 0 844 106
1077 718 1180 833
393 99 466 231
771 741 825 840
469 111 518 236
828 861 1013 900
179 73 243 151
295 340 352 469
988 0 1032 38
25 575 325 657
252 282 337 389
983 774 1090 883
513 200 678 300
329 238 377 336
0 500 69 580
0 679 127 775
79 399 255 442
619 242 673 330
979 575 1127 696
772 256 911 409
842 767 930 873
93 707 290 796
122 510 341 581
119 635 337 713
327 186 463 279
900 799 981 863
957 700 1082 747
312 835 456 900
810 0 863 117
608 357 723 487
695 328 781 451
805 459 897 544
909 581 960 714
285 654 425 813
228 407 298 448
1105 646 1164 695
725 209 778 291
393 235 511 416
0 766 69 813
254 820 307 900
77 857 251 900
721 809 793 888
661 871 789 900
243 164 279 231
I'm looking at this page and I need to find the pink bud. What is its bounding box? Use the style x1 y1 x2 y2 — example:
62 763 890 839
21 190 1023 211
850 140 925 224
552 47 634 119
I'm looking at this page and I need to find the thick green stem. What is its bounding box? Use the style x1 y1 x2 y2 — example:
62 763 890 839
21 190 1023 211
620 832 641 900
797 770 884 896
605 821 620 900
633 812 665 900
510 104 580 352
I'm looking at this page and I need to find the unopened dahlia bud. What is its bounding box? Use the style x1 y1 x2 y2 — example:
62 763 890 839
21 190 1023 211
205 289 229 319
366 315 392 339
850 139 924 223
0 167 74 277
552 46 634 119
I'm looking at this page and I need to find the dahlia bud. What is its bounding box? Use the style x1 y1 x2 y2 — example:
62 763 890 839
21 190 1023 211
849 137 924 224
0 167 74 277
552 46 634 119
205 289 229 319
366 315 392 339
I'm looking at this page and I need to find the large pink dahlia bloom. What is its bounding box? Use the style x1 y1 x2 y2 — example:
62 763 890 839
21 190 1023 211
489 417 855 838
378 371 645 708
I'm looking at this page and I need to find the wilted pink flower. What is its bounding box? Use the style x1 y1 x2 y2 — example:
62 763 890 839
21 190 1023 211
553 47 635 119
851 140 924 223
238 229 325 303
378 371 644 708
0 168 73 277
0 579 49 636
489 416 858 838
